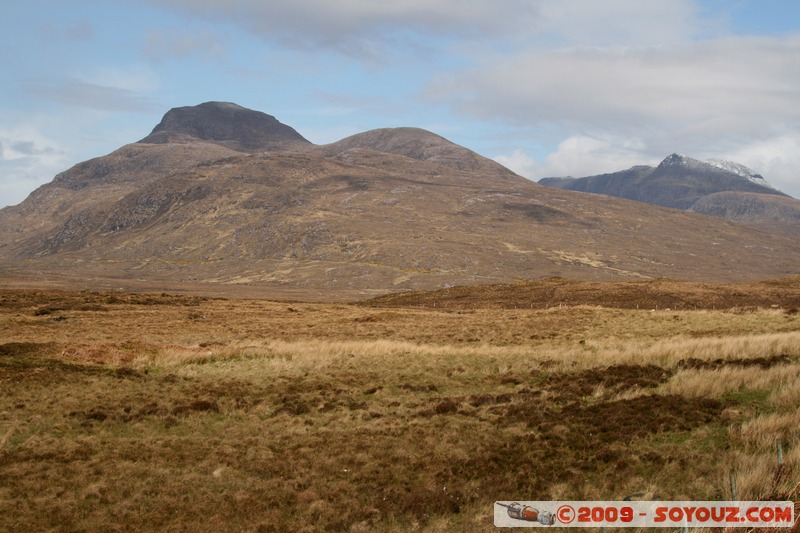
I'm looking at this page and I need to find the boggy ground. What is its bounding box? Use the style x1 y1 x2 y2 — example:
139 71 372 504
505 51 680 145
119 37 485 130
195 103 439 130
1 289 799 531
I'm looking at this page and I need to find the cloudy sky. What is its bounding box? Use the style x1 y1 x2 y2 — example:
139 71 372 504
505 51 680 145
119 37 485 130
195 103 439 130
2 0 799 208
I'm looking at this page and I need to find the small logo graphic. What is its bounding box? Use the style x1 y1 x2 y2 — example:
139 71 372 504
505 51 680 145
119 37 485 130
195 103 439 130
557 504 576 524
494 501 794 528
496 502 557 525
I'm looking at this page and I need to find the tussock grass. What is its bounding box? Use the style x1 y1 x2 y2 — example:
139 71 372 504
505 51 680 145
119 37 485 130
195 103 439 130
734 411 800 453
724 411 800 502
137 331 800 376
661 364 800 399
581 330 800 369
2 289 799 531
770 376 800 410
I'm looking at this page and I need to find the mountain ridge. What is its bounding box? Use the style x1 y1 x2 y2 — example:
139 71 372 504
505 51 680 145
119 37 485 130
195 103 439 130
2 102 799 297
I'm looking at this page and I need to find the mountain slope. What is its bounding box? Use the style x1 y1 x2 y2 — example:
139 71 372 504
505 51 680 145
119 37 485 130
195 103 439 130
690 190 800 236
1 103 800 296
0 141 240 255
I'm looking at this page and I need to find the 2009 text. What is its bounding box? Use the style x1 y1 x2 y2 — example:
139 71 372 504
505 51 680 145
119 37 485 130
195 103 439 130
494 500 795 528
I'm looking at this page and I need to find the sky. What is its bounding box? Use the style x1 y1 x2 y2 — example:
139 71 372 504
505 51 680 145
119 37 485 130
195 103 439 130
2 0 800 208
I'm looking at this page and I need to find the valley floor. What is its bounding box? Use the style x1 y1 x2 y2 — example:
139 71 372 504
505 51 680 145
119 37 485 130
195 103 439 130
1 289 799 531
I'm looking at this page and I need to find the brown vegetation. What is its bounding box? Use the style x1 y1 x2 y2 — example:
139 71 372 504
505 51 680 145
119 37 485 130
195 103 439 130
363 275 800 310
1 287 799 531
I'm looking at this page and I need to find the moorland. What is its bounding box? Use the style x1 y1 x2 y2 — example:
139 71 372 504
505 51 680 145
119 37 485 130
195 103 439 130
1 280 799 531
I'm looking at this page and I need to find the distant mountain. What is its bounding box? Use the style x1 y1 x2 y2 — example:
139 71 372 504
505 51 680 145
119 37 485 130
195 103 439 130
2 104 800 296
539 154 794 220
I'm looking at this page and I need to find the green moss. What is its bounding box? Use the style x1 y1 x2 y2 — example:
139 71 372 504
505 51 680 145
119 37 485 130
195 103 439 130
721 388 771 409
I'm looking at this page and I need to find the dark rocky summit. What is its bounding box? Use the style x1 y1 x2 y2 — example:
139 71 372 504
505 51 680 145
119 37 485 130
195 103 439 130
140 101 310 152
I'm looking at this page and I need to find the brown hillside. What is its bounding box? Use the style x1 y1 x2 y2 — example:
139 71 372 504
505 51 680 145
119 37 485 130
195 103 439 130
1 103 800 297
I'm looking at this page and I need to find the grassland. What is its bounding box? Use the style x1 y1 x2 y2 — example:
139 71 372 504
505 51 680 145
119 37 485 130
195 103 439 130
1 287 799 531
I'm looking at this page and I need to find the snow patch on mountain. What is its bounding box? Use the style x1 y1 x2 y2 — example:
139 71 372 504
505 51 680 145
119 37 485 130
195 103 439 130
706 159 776 190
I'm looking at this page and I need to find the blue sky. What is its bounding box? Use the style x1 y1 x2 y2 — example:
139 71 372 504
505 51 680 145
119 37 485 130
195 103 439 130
2 0 799 208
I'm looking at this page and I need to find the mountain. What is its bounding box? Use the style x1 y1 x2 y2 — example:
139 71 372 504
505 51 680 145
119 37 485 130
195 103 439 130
2 103 800 298
539 154 796 223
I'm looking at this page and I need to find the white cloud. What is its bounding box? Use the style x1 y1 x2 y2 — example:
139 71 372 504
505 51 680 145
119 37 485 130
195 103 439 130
148 0 544 60
148 0 711 56
542 135 654 177
144 28 225 62
25 79 158 112
0 126 69 207
80 66 161 95
494 149 538 178
23 64 160 114
429 36 800 131
535 0 702 47
0 127 65 166
496 134 656 180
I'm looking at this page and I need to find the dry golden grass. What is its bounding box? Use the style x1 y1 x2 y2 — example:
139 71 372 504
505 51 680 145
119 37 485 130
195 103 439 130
661 363 800 398
729 410 800 501
1 289 799 531
771 378 800 409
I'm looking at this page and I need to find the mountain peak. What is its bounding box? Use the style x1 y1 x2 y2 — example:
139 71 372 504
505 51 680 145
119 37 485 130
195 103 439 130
198 101 247 111
658 153 780 192
139 101 310 152
322 127 523 179
658 153 705 169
